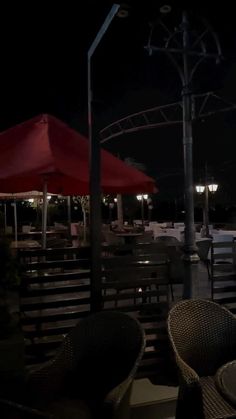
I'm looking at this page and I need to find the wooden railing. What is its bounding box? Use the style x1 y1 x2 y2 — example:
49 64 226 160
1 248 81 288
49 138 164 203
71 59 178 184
18 245 179 384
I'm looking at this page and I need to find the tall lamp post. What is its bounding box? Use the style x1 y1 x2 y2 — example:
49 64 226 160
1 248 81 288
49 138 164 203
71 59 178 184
196 181 218 237
88 4 127 311
146 9 222 297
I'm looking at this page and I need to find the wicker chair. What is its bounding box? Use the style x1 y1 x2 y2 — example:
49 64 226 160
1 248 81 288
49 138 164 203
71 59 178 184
168 299 236 418
2 311 145 419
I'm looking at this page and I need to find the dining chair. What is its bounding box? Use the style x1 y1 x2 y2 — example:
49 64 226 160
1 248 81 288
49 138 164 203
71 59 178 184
196 238 212 280
1 311 145 419
155 235 180 245
210 235 236 304
102 256 170 306
168 299 236 418
136 230 153 243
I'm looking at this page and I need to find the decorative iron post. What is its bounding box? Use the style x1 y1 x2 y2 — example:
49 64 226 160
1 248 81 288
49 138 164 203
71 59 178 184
146 9 222 297
204 164 210 238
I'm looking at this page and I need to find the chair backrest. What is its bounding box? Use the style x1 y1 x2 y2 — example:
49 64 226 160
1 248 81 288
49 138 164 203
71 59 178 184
28 311 145 406
103 231 124 245
136 230 153 243
196 239 212 261
211 234 234 263
134 242 168 256
168 299 236 377
212 234 234 243
155 235 180 245
173 223 185 229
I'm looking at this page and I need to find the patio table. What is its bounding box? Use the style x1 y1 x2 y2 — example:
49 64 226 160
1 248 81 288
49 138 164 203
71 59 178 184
215 360 236 406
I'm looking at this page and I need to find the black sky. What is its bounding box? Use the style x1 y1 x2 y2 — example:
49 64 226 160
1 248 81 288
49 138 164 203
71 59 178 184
1 1 236 203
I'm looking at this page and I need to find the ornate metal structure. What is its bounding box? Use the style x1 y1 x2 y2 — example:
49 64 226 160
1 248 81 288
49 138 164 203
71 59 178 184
100 10 226 297
100 92 236 143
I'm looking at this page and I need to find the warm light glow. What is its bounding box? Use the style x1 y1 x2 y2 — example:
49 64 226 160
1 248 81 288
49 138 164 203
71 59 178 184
117 4 129 18
160 4 172 14
137 194 148 200
196 185 205 194
28 198 34 203
208 183 218 193
114 198 117 203
47 195 52 200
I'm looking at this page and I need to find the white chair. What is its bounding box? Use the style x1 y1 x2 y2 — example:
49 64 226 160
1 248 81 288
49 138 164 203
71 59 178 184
211 234 234 262
22 225 31 233
133 220 142 226
70 223 78 236
173 222 185 229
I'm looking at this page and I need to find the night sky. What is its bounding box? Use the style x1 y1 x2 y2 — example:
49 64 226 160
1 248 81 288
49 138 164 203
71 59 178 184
1 1 236 206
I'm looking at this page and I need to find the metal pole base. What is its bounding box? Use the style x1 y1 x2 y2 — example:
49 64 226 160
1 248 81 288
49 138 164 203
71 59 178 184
182 253 200 299
182 250 199 263
182 258 201 299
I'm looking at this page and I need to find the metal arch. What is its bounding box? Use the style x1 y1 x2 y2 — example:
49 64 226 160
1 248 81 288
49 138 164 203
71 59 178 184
99 92 236 143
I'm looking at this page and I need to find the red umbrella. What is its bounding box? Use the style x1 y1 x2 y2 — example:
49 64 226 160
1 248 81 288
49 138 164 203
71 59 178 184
0 114 157 247
0 114 156 195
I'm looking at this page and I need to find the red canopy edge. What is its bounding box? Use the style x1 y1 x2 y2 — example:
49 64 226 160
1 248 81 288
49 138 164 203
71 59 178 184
0 114 157 195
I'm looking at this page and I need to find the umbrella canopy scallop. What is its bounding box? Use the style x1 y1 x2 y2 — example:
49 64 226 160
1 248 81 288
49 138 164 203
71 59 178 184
0 114 157 195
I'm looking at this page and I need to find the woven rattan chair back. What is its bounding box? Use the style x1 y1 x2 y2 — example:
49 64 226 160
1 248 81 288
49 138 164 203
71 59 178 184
168 299 236 377
28 311 145 408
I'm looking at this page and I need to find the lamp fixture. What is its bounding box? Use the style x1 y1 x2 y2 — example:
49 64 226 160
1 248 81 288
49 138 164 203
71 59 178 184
159 4 172 14
196 185 205 194
117 3 129 18
208 183 218 193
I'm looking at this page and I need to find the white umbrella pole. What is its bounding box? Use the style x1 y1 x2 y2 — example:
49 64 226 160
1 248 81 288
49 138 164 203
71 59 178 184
83 209 87 244
67 196 72 235
13 200 17 242
42 181 48 249
4 203 7 233
117 194 123 229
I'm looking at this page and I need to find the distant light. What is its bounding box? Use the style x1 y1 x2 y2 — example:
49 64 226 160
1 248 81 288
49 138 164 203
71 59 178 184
160 4 172 14
114 197 117 203
196 185 205 194
208 183 218 193
137 194 148 201
117 4 129 18
28 198 34 203
47 195 52 200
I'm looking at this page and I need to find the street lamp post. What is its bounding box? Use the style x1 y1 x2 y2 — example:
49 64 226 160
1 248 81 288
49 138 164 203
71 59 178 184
196 180 218 237
136 194 148 225
146 9 222 297
88 4 120 312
